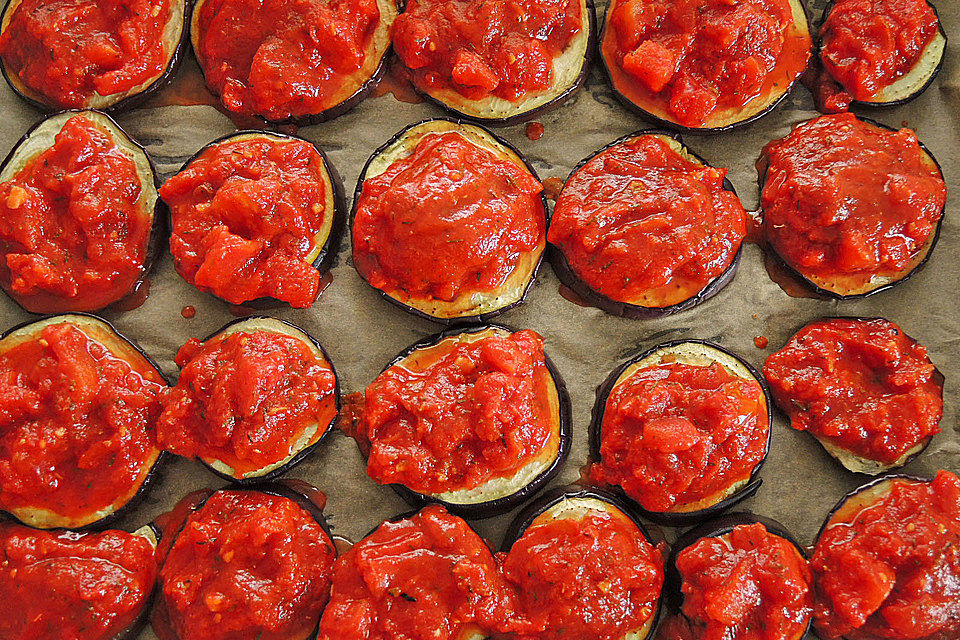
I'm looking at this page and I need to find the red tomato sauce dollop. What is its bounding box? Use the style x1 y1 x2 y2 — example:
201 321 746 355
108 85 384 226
0 115 153 313
548 135 746 307
812 471 960 640
159 490 335 640
158 330 338 476
0 0 173 108
195 0 381 120
353 131 543 302
392 0 582 102
763 318 942 464
587 360 768 513
161 136 332 308
0 322 164 521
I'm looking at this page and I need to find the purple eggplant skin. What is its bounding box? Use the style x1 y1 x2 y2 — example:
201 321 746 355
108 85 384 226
402 0 597 127
588 339 772 527
164 129 346 310
361 323 571 520
0 109 167 315
0 0 190 114
350 117 549 325
0 312 170 531
813 473 931 543
548 129 744 318
183 315 342 485
756 115 946 300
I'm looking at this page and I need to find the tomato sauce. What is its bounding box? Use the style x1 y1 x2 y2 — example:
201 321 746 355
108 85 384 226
812 471 960 640
161 135 333 308
603 0 810 126
760 114 945 288
0 115 153 313
0 0 173 108
194 0 381 120
548 135 746 307
159 490 335 640
392 0 582 102
157 329 338 476
356 329 553 494
0 322 164 523
763 318 942 464
353 131 543 302
0 522 158 640
499 508 665 640
587 360 768 513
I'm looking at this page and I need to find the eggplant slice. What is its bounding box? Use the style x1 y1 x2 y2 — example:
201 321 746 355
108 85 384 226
0 109 163 314
590 340 771 526
599 0 811 133
352 118 547 324
549 130 744 318
0 0 188 113
0 313 166 530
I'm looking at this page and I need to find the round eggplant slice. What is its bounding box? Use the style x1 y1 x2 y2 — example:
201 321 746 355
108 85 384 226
0 110 163 314
599 0 812 133
190 0 397 125
0 0 188 113
757 114 946 299
348 324 571 519
352 118 547 324
548 130 745 318
818 0 946 108
588 340 771 526
393 0 596 125
159 316 340 484
0 313 167 530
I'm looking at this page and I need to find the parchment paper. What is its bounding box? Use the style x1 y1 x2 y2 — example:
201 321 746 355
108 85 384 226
0 2 957 638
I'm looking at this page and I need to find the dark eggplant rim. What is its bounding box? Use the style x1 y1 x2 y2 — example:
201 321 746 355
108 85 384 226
163 129 346 310
401 0 597 126
757 114 946 300
767 316 944 474
0 109 167 315
181 315 342 484
0 0 190 114
548 129 744 318
598 0 813 134
356 323 572 519
813 473 931 543
0 312 169 531
588 339 772 526
816 0 947 108
350 116 549 325
189 0 397 126
664 512 812 639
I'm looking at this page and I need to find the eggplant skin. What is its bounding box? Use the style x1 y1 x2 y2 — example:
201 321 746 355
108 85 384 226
0 0 189 114
588 339 772 526
548 129 744 318
814 473 930 542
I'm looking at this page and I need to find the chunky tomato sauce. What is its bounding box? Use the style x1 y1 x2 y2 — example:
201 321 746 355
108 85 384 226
161 136 332 308
195 0 381 120
763 318 942 464
0 115 152 313
0 0 173 108
499 508 664 640
0 522 157 640
393 0 582 102
356 330 553 494
603 0 810 126
0 322 164 522
761 114 945 287
548 135 746 307
159 490 335 640
812 471 960 640
353 131 543 302
158 329 337 475
587 360 768 513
